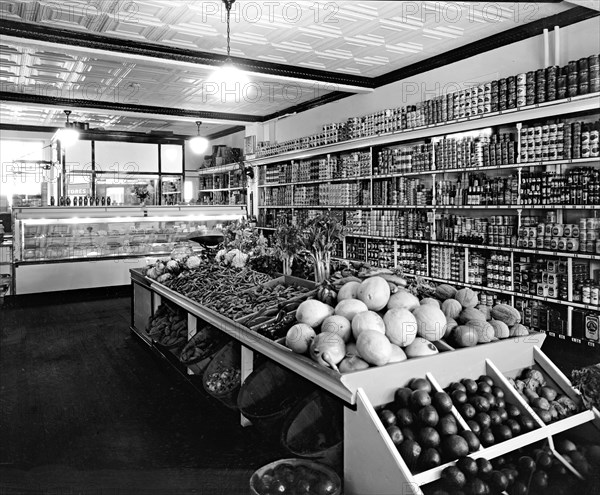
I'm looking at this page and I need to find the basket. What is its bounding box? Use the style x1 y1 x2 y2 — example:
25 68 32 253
202 340 241 409
280 390 344 470
237 360 313 435
249 458 342 495
179 325 227 376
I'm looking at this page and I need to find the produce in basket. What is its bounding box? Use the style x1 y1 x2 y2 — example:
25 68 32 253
205 369 241 395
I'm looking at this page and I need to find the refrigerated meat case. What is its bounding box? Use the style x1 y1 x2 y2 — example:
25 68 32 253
13 205 245 294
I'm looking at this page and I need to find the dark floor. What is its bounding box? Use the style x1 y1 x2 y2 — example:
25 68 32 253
0 291 598 495
0 291 281 495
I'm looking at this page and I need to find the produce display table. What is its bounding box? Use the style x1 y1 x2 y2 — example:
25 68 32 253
129 268 600 495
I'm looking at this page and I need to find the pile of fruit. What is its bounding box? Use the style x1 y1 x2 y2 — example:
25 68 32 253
507 367 580 423
443 375 539 447
378 378 476 473
146 303 187 350
424 442 591 495
205 368 241 395
179 323 226 366
554 436 600 482
144 255 203 283
250 460 341 495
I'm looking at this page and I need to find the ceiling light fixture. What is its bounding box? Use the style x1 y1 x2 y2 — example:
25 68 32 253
189 121 209 154
209 0 249 86
56 110 80 148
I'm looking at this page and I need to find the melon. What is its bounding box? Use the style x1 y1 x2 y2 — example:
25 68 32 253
337 281 361 301
334 299 368 323
321 315 352 343
467 320 494 343
491 304 521 327
453 326 479 347
387 289 420 311
404 337 439 358
476 304 492 321
442 299 462 320
389 344 408 363
489 319 510 339
445 317 458 337
296 300 334 328
458 307 487 325
309 332 346 369
285 324 316 354
356 276 390 311
412 305 447 342
435 284 457 301
420 297 441 309
356 330 392 366
455 288 478 308
383 308 418 347
352 310 386 340
509 323 529 337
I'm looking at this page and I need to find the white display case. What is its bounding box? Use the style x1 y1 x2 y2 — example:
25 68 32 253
13 206 245 294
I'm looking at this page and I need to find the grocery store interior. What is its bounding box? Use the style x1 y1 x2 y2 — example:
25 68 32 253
1 1 600 494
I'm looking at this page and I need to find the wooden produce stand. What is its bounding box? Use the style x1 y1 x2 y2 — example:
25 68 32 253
129 268 600 493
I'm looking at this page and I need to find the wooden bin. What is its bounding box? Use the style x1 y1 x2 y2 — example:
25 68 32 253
343 337 600 495
238 360 313 435
280 389 344 470
202 340 241 409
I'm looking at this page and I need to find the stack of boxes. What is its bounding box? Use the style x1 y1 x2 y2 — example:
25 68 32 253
431 246 464 281
513 256 568 300
367 239 394 268
516 298 567 335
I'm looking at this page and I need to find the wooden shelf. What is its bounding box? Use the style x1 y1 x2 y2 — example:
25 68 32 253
197 163 239 175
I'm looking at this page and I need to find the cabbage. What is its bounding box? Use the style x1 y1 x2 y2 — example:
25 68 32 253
185 256 202 270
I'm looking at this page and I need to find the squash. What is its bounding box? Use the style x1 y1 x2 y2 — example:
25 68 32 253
442 299 462 320
491 304 521 327
458 307 487 325
455 288 478 308
412 305 447 342
510 323 529 337
435 284 457 301
489 319 510 339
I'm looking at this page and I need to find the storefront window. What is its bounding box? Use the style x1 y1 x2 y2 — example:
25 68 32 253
0 140 45 210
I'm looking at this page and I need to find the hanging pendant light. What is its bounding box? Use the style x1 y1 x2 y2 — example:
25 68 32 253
209 0 249 86
189 121 209 154
56 110 80 148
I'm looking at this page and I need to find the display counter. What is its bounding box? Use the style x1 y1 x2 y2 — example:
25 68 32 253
13 206 245 294
130 268 600 495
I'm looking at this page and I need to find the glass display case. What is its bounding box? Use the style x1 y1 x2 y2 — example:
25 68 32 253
12 205 245 294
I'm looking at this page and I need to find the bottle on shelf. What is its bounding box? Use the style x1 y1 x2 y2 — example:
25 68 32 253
65 196 71 206
50 196 55 206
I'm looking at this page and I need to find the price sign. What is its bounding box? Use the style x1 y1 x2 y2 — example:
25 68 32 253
558 334 565 340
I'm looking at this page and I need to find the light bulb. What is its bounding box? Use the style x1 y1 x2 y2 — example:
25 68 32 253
209 62 250 87
57 127 80 148
189 136 209 154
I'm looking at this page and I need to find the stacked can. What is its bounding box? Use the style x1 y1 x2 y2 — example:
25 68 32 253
546 66 558 101
471 87 479 117
590 54 600 92
580 218 600 254
490 80 499 112
568 60 579 97
507 76 517 108
536 68 546 104
579 57 589 95
557 69 568 99
499 78 507 110
516 73 526 106
526 71 536 105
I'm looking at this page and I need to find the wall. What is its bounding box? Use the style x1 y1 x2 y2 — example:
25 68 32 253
263 17 600 142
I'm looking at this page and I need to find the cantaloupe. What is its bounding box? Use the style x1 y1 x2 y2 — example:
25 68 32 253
383 308 418 347
491 304 521 327
387 289 420 311
352 310 386 340
404 337 439 358
420 297 441 309
467 320 494 343
445 317 458 337
476 305 492 321
442 299 462 320
489 319 510 339
458 307 487 325
334 299 368 322
435 284 458 301
356 276 390 311
412 305 447 342
453 326 479 347
389 344 408 363
509 323 529 337
455 288 478 308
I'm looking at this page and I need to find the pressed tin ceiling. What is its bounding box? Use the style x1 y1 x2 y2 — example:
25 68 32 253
0 1 596 138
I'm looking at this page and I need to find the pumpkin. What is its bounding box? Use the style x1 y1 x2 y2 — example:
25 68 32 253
489 319 510 339
442 299 462 320
420 297 441 309
455 288 479 308
467 320 494 343
412 305 447 342
458 307 487 325
435 283 457 301
491 304 521 327
510 323 529 337
476 305 492 321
